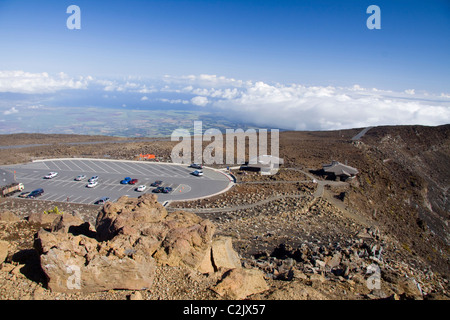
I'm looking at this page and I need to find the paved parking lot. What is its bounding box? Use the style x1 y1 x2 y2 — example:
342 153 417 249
1 158 232 205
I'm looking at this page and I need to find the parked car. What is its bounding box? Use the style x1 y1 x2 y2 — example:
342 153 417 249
75 175 86 181
88 176 99 183
120 177 131 184
151 180 163 187
44 172 58 179
18 191 30 198
27 188 44 198
152 186 164 193
95 197 110 205
190 163 203 169
86 181 98 188
129 179 138 185
191 170 203 176
136 185 147 192
162 187 173 193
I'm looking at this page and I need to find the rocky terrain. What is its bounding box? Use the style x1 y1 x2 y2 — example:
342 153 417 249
0 125 449 300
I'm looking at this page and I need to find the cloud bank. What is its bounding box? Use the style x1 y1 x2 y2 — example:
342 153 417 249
0 70 92 94
163 74 450 130
1 70 449 130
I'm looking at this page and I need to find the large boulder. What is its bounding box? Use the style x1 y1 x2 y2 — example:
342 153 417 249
35 229 156 293
51 213 86 233
212 268 268 299
152 211 215 270
211 236 241 271
0 240 9 263
35 194 250 294
0 211 20 222
95 194 167 241
96 195 219 272
28 212 61 225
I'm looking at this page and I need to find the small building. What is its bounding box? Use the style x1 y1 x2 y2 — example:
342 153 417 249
240 155 284 175
322 160 358 181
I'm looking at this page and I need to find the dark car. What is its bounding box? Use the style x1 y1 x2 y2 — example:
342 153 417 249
152 186 164 193
95 197 110 205
18 191 30 198
129 179 138 185
190 163 203 169
27 188 44 198
151 180 163 187
120 177 131 184
162 187 173 193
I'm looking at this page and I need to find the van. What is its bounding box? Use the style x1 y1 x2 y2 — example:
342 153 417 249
27 188 44 198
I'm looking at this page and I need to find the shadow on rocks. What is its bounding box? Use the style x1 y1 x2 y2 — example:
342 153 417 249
10 249 48 286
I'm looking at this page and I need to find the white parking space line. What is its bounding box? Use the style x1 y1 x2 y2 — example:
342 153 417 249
56 160 73 171
130 163 157 176
114 161 142 175
79 161 97 173
79 196 93 204
100 179 113 185
170 166 191 175
73 161 97 173
86 160 110 173
48 160 63 171
155 164 183 177
56 181 73 188
70 182 85 189
70 195 82 203
68 160 86 172
47 180 65 187
102 161 128 174
97 161 123 174
43 193 60 201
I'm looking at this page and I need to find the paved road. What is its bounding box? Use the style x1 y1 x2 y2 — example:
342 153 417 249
1 158 232 205
351 126 374 141
171 167 348 212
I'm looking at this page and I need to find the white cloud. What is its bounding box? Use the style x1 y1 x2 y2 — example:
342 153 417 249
0 70 92 93
158 98 189 104
3 107 19 115
191 96 209 107
204 80 450 130
1 70 448 130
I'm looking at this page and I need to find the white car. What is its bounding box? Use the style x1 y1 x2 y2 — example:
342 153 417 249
136 185 147 192
44 172 58 179
192 170 203 176
88 176 99 183
75 175 86 181
86 181 98 188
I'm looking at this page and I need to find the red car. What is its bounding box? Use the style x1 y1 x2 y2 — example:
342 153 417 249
129 179 138 185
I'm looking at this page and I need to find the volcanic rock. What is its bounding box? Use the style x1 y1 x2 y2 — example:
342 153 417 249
212 268 268 299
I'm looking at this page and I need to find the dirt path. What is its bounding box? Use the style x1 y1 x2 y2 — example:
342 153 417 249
169 166 373 228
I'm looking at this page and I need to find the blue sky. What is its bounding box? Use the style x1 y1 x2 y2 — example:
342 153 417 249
0 0 449 132
0 0 448 91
